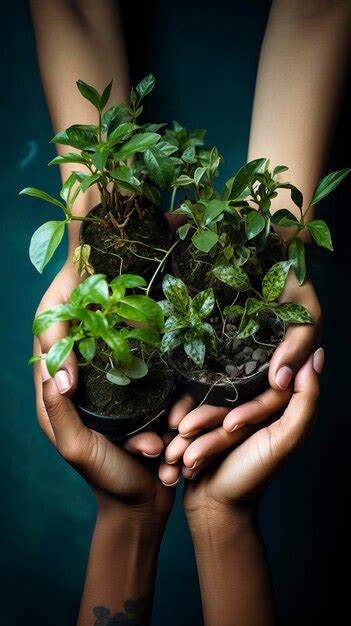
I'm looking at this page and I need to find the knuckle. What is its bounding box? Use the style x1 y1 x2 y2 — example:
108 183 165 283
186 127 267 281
43 388 63 419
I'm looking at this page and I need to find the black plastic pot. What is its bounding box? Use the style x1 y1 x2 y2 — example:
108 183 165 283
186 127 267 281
74 378 178 443
168 355 269 409
80 204 172 280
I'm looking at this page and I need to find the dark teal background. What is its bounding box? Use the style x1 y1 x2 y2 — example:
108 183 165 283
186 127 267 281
1 1 350 624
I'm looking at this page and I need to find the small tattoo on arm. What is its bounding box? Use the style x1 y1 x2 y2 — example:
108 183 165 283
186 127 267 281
93 599 146 625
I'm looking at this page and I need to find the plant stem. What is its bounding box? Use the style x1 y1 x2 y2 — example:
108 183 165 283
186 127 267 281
146 240 180 296
169 186 177 212
71 215 106 225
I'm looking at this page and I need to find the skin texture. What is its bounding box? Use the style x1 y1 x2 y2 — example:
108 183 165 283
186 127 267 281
34 352 175 626
28 0 349 624
180 355 322 626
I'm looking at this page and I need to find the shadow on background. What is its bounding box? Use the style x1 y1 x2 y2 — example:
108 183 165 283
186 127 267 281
1 1 349 624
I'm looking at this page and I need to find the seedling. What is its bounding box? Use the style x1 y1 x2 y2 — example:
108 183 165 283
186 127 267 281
30 273 164 385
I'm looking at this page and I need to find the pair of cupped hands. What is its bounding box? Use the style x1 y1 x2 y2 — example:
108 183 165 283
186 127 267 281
34 254 323 522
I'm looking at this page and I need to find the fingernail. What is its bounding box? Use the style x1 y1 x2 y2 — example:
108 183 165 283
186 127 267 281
161 478 179 487
142 451 161 458
40 356 51 382
179 429 200 438
165 458 179 465
313 347 324 374
275 366 293 390
228 422 246 433
54 370 71 394
168 425 178 430
188 460 198 470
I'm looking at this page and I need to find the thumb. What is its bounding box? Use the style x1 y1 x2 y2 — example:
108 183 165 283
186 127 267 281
38 316 78 396
268 322 319 391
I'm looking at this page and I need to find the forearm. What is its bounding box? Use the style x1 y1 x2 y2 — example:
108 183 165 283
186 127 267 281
77 508 165 626
30 0 129 250
188 509 277 626
248 0 351 219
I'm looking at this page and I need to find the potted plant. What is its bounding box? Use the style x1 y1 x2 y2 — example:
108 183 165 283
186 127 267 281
20 75 178 278
159 159 350 406
30 273 176 440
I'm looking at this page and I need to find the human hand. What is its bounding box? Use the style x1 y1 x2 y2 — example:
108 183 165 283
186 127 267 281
157 273 321 484
180 351 323 516
34 355 176 521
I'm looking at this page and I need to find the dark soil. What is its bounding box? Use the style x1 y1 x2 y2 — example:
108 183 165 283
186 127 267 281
170 312 284 386
75 350 175 418
81 201 171 277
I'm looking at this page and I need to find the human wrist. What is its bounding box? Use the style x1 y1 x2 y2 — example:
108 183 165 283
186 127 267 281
186 502 258 548
95 492 170 539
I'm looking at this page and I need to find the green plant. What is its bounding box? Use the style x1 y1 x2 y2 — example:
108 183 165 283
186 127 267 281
159 274 217 367
30 273 164 385
20 74 177 272
172 158 350 280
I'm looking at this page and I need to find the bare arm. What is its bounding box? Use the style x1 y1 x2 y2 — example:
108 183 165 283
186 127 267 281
248 0 351 220
30 0 129 249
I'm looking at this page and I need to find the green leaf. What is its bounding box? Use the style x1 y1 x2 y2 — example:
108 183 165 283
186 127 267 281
237 317 260 339
106 369 131 386
135 73 155 99
143 148 175 189
48 153 89 166
156 140 178 156
82 310 109 337
29 220 65 273
76 79 102 111
226 158 266 200
273 165 289 177
158 299 174 316
101 104 126 135
122 356 148 379
275 302 313 324
33 303 83 336
262 260 292 302
46 337 74 377
117 296 164 331
223 304 244 316
173 203 193 216
100 80 113 110
19 187 66 211
245 297 264 315
113 132 160 161
126 328 160 347
254 216 271 253
200 323 217 355
60 172 79 202
194 167 207 185
172 175 194 187
191 289 215 319
212 264 251 292
108 122 137 145
307 219 333 251
80 173 101 193
28 355 42 365
162 274 190 313
92 145 110 170
109 166 141 193
160 330 185 353
245 211 266 240
70 274 109 307
271 209 299 228
104 330 132 365
203 199 227 226
184 338 206 367
310 168 350 205
142 183 161 206
278 183 303 210
288 237 306 285
79 337 96 361
177 223 191 240
110 274 147 289
51 125 97 150
192 229 218 252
